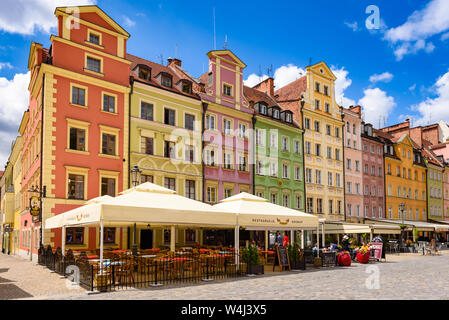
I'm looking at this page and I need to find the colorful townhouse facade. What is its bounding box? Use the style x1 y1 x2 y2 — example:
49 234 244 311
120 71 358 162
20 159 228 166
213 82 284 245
360 122 385 220
128 54 204 249
244 80 305 211
180 50 254 203
423 153 444 221
342 106 363 222
275 62 344 221
444 169 449 221
376 132 427 221
21 6 131 258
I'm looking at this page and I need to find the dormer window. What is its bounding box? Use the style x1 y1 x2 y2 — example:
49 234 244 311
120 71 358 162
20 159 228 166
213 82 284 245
285 112 292 123
273 109 280 119
259 103 267 115
181 81 192 94
138 67 151 81
89 33 100 45
161 73 172 88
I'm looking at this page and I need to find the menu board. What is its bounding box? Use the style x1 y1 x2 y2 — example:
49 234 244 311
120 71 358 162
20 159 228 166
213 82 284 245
370 243 383 260
273 245 291 271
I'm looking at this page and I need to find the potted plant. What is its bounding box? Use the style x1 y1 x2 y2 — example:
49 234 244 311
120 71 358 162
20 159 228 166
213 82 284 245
356 246 370 264
337 251 351 266
288 243 304 270
241 245 264 275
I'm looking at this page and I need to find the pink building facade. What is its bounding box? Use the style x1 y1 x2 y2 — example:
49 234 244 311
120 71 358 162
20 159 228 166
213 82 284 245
343 106 364 221
361 122 385 219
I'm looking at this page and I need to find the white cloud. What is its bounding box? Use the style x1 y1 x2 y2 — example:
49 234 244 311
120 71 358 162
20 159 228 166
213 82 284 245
344 21 359 32
409 84 417 91
331 66 356 107
0 72 30 167
0 62 12 71
369 72 394 83
358 88 396 128
244 64 305 90
122 15 136 28
413 69 449 126
384 0 449 60
0 0 96 35
442 32 449 41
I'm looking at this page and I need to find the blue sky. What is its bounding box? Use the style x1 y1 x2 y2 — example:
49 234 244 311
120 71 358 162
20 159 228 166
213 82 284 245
1 0 449 166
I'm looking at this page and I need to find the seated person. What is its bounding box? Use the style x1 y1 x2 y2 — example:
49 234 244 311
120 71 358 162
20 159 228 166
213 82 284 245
312 243 319 257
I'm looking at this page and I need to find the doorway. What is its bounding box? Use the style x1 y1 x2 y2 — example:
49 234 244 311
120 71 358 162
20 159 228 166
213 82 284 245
140 229 153 249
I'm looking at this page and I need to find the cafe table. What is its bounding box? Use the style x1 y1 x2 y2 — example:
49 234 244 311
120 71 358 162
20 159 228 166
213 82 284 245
140 255 157 258
87 255 99 259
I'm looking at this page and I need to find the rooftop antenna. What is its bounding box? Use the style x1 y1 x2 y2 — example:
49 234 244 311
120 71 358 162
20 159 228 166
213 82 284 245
309 57 312 66
267 64 273 78
258 65 262 83
156 54 164 65
213 8 216 50
223 34 228 50
175 43 178 59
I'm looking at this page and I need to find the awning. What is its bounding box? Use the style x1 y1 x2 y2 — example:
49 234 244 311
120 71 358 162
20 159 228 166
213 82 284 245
365 218 449 232
428 220 449 232
213 192 318 230
369 224 402 235
322 221 371 234
45 182 236 229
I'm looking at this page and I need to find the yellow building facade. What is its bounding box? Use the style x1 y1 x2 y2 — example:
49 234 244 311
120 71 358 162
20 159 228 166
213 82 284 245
383 134 427 221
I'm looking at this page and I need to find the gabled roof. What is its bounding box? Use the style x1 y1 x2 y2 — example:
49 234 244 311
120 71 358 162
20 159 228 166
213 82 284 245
127 53 200 100
206 50 246 68
274 76 307 102
306 61 337 81
55 5 130 38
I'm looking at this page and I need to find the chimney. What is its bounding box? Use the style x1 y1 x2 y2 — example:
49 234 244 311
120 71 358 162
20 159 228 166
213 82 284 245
253 77 274 97
167 57 182 67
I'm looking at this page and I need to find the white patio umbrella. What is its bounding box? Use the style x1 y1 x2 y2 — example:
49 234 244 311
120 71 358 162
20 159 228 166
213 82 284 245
213 192 319 268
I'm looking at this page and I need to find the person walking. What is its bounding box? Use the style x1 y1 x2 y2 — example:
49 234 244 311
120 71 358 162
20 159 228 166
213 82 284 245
276 232 283 246
282 232 290 247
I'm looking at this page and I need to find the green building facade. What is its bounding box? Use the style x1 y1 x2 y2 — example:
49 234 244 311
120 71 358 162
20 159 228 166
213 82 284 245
426 161 444 221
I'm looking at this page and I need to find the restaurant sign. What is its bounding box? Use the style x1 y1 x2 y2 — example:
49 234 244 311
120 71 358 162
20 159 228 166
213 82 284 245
30 196 40 216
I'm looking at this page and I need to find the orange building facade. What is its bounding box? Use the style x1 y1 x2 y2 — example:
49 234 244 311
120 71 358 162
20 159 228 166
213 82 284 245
20 6 130 259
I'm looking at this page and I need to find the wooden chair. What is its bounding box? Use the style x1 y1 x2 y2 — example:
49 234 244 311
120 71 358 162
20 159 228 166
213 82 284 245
115 260 135 285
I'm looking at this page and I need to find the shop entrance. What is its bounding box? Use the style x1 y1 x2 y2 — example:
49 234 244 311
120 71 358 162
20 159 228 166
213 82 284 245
140 229 153 249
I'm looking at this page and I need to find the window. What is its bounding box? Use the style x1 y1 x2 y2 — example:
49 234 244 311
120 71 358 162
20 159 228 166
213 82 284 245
296 195 303 209
223 119 232 135
317 199 323 213
327 147 332 159
315 169 321 184
259 103 267 115
141 102 153 121
141 175 153 183
256 129 264 146
346 159 352 170
205 149 215 166
324 86 329 96
271 193 278 204
223 84 232 96
103 94 115 113
224 152 233 169
164 141 176 159
69 128 86 151
305 141 311 154
238 123 247 138
329 200 333 214
89 33 100 45
295 167 301 181
387 164 391 175
270 161 277 177
328 172 333 186
306 168 312 183
314 121 320 132
325 103 330 113
102 133 116 155
281 137 289 151
335 128 340 138
161 74 172 87
336 173 341 187
347 204 352 216
283 194 289 207
185 180 195 199
347 182 352 194
206 114 216 130
224 188 233 199
315 99 320 110
304 118 310 130
164 109 176 126
256 159 264 175
207 186 217 203
315 82 320 92
366 185 370 196
355 161 360 172
185 145 195 162
294 141 300 154
68 174 84 200
282 163 289 178
141 137 153 155
138 68 150 80
335 149 340 161
185 114 195 130
371 166 375 176
208 72 213 86
72 87 85 106
101 177 116 197
86 56 101 73
337 200 342 214
315 144 321 157
239 155 247 172
326 125 331 135
164 177 176 191
182 82 192 94
356 183 360 195
66 228 84 245
347 122 350 133
306 198 313 213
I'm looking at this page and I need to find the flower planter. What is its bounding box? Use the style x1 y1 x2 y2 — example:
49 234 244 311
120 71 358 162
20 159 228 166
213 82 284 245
291 260 305 270
356 252 370 264
313 257 322 268
337 252 351 266
247 264 264 275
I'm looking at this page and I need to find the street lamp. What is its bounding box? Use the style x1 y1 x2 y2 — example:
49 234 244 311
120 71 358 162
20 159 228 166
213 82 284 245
130 165 141 255
399 203 406 247
130 165 142 187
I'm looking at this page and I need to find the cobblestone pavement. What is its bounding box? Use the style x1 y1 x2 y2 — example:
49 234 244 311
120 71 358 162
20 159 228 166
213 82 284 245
0 254 84 299
4 251 449 300
21 251 449 300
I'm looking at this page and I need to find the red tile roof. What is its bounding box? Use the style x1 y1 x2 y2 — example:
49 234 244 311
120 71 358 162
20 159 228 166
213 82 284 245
274 76 307 102
126 53 200 100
